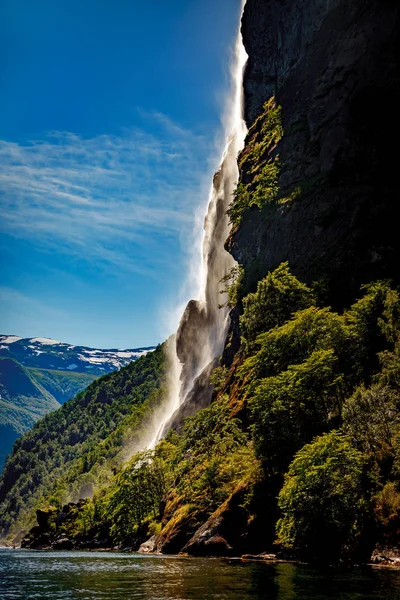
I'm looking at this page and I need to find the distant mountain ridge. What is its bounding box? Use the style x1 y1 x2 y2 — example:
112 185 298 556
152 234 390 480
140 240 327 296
0 358 60 432
0 335 156 376
0 335 156 471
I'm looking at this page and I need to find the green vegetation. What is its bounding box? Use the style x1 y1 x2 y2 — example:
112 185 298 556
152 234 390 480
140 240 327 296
3 264 400 564
0 346 165 537
90 408 254 549
238 270 400 562
219 265 244 308
277 432 369 563
150 267 400 562
239 262 314 348
0 358 98 472
0 358 59 431
0 358 61 471
27 367 97 405
227 97 283 226
105 450 168 544
227 95 307 229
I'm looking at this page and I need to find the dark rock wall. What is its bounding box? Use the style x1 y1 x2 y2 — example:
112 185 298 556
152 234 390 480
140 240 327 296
234 0 400 307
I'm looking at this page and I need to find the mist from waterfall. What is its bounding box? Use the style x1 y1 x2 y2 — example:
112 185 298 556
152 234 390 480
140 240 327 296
148 1 248 449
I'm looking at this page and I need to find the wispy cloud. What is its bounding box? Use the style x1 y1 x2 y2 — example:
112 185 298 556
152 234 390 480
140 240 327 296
0 114 216 276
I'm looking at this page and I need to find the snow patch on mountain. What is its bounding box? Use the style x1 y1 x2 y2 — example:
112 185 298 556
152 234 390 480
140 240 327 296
0 335 157 375
30 338 63 345
0 336 22 344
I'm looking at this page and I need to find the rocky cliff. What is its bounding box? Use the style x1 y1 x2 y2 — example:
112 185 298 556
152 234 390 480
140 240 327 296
231 0 400 307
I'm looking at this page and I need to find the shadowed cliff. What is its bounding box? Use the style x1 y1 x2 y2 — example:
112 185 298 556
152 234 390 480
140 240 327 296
230 0 400 308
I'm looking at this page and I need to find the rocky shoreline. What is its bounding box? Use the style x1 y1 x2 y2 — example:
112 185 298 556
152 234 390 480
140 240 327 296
5 544 400 572
14 503 400 570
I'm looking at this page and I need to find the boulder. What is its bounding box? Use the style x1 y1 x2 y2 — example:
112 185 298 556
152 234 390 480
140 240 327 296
370 545 400 565
154 499 199 554
181 484 249 557
52 537 74 550
21 531 51 549
36 508 56 530
241 553 277 561
138 535 157 554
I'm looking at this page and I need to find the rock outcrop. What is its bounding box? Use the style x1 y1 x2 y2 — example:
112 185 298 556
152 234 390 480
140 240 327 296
181 485 249 557
162 359 218 434
21 501 111 550
371 545 400 566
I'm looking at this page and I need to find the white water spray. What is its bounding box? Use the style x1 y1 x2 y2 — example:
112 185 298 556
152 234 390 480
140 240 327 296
148 1 248 448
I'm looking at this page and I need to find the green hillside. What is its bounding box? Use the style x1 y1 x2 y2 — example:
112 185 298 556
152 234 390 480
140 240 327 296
0 345 165 537
27 367 97 405
0 358 61 470
3 269 400 564
0 359 98 471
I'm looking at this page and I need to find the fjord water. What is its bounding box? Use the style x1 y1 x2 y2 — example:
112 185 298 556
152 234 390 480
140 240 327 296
1 550 400 600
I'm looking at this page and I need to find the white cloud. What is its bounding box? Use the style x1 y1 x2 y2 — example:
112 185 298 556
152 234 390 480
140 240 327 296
0 114 217 276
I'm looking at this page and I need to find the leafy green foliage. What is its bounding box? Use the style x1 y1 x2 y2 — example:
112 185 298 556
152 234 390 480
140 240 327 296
210 365 228 392
243 306 359 382
105 450 170 544
219 265 244 308
38 397 259 548
251 349 343 470
166 397 259 515
234 266 400 561
228 98 283 226
4 260 400 565
345 281 400 379
239 262 314 348
373 481 400 542
0 346 164 537
343 384 400 461
277 432 369 563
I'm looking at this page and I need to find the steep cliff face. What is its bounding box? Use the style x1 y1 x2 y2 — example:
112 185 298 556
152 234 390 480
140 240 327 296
231 0 400 307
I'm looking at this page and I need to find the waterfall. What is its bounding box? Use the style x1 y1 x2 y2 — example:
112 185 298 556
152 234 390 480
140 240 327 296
148 1 248 448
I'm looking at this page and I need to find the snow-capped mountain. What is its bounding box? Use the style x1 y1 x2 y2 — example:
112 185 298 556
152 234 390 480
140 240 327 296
0 335 156 375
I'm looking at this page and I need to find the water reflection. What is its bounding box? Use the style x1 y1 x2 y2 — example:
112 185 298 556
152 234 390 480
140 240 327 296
1 549 400 600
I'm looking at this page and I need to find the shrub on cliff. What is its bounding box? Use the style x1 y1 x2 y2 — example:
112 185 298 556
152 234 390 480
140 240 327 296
227 97 283 226
277 431 371 564
105 450 170 545
240 262 314 348
251 349 344 471
169 396 259 515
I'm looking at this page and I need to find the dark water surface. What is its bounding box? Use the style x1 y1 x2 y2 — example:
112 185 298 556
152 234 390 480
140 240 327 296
1 549 400 600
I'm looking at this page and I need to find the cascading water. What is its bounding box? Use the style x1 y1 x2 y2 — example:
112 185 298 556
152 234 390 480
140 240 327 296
148 1 248 448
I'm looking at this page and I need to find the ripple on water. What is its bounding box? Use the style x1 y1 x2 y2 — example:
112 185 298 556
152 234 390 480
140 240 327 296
1 549 400 600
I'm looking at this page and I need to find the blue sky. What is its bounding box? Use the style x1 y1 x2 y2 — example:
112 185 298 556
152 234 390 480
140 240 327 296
0 0 242 348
